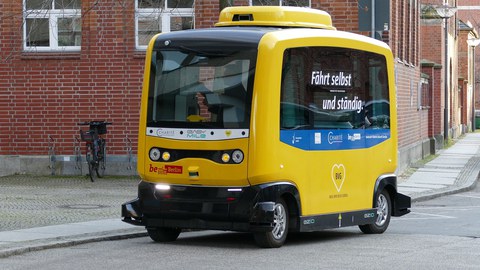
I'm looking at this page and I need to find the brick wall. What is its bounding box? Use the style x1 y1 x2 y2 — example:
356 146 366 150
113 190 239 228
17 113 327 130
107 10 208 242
1 0 426 172
312 0 359 32
458 0 480 110
1 0 143 157
458 29 469 126
395 64 427 148
422 64 443 138
195 0 220 29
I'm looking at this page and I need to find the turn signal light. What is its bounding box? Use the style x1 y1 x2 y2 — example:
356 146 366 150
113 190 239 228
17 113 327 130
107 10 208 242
162 151 171 161
221 153 231 163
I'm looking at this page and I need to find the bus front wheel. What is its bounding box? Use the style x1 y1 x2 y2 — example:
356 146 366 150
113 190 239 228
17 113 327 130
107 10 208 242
359 190 391 234
147 227 181 242
253 198 289 248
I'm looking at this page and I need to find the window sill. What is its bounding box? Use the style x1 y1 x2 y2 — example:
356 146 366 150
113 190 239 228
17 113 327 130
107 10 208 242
133 50 147 59
21 51 81 60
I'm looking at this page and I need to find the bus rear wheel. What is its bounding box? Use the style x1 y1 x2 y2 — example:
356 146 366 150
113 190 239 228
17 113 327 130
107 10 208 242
253 198 289 248
147 227 181 242
359 190 391 234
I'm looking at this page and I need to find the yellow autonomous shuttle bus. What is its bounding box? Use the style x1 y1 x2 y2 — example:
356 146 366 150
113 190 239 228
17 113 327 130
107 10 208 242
122 6 411 248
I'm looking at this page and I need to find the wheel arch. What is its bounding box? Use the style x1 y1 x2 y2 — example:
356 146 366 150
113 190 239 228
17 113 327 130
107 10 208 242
373 174 411 217
256 181 302 231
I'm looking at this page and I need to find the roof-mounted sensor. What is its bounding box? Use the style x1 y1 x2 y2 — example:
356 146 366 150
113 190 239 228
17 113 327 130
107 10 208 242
215 6 336 30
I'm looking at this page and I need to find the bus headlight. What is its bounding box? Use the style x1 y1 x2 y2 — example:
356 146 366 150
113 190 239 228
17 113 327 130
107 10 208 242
155 184 170 191
232 150 244 164
149 148 161 161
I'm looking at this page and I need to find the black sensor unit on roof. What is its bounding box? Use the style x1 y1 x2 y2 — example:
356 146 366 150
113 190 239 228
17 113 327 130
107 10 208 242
215 6 336 30
232 14 254 21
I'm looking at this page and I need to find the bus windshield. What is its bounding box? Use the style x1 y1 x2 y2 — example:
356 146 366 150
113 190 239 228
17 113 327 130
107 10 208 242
146 47 256 129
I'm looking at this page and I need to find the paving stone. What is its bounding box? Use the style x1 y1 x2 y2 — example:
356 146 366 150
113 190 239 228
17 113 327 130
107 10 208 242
0 175 139 232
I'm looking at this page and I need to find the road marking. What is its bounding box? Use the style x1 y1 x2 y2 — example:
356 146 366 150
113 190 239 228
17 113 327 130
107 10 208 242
452 194 480 199
395 212 456 221
413 205 480 211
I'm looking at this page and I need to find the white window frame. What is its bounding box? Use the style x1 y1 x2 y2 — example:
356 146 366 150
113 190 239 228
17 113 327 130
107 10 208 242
135 1 194 50
249 0 311 7
23 0 81 52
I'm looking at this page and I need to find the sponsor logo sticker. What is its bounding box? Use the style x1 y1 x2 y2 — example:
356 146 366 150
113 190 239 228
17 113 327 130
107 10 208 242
157 129 175 137
186 129 207 139
149 164 183 175
348 133 361 142
328 132 343 144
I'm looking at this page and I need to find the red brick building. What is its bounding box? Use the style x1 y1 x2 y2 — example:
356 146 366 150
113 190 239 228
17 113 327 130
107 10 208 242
0 0 432 175
420 0 478 148
458 0 480 111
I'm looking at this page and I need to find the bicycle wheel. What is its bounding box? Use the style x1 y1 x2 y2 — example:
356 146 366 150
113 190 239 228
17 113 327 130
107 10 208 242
86 145 97 182
96 140 106 178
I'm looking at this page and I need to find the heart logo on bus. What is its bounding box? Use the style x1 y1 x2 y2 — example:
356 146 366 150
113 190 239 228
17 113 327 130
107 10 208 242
331 164 346 192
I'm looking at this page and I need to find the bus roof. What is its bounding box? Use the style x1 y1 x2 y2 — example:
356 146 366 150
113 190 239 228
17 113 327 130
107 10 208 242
215 6 336 30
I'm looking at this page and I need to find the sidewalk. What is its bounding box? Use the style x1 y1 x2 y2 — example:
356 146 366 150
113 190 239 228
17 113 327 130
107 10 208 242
397 132 480 201
1 133 479 258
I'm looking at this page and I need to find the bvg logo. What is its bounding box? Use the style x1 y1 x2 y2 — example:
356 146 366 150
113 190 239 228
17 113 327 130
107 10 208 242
331 164 346 192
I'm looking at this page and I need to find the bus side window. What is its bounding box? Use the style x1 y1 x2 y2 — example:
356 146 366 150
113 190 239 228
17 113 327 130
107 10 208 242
366 62 390 129
280 50 310 129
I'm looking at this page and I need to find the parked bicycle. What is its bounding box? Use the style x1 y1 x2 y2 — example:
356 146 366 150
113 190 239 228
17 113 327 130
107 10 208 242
78 121 112 182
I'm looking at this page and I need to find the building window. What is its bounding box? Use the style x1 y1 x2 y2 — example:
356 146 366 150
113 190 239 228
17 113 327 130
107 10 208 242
135 0 194 49
24 0 82 52
250 0 310 7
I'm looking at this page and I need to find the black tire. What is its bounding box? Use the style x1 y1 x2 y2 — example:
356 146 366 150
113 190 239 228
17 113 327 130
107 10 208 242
359 190 391 234
147 227 181 242
253 198 289 248
86 147 96 182
96 140 106 178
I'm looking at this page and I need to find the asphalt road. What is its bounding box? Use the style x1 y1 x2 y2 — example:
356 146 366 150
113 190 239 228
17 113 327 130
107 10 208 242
2 184 480 270
1 230 479 270
388 181 480 237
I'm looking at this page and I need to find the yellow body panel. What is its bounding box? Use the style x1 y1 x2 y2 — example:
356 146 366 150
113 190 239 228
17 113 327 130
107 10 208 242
141 137 250 187
248 29 397 215
137 8 398 217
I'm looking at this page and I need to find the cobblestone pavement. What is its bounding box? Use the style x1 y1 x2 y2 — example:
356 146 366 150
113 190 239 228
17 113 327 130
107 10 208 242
0 175 139 232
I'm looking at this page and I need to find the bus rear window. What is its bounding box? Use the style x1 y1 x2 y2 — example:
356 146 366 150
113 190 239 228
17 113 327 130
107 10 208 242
280 47 389 130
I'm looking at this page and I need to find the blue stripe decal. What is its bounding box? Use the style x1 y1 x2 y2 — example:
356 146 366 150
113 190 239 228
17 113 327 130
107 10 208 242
280 129 390 150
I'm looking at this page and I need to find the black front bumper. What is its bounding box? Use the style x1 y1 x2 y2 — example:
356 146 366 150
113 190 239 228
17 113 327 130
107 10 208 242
392 192 411 217
122 181 276 232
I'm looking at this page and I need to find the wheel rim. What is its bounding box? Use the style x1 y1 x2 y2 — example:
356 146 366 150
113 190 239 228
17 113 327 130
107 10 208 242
86 150 97 182
97 161 105 177
96 144 106 177
272 203 287 240
375 193 389 226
